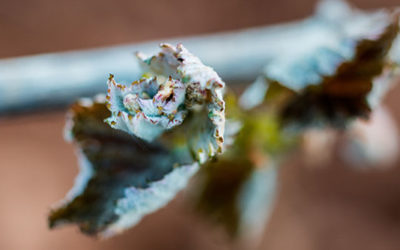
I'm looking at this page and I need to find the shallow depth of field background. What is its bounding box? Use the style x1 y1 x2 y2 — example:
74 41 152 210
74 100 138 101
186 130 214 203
1 0 400 249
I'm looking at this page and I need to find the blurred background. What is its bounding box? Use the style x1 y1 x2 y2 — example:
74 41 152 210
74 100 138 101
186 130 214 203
1 0 400 249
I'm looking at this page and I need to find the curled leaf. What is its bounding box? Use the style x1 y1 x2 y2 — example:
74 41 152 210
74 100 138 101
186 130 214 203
107 43 225 163
106 76 187 141
260 8 400 128
49 44 227 237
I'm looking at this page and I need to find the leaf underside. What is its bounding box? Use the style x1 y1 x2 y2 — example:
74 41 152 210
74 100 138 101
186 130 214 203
49 99 196 237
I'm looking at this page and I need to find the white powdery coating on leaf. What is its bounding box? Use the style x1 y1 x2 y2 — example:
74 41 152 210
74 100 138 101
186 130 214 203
106 76 187 141
110 43 225 162
263 9 395 92
264 45 353 91
101 163 199 237
173 43 225 162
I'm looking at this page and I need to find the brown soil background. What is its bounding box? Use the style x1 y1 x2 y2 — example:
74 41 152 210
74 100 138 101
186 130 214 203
1 0 400 249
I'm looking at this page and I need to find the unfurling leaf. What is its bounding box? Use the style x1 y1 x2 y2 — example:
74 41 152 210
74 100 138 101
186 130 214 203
49 43 227 237
106 76 187 142
261 8 399 128
107 43 225 163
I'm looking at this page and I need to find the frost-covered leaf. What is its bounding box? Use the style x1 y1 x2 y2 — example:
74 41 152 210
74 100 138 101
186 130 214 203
258 8 400 128
49 97 198 237
106 43 225 163
49 44 228 237
192 93 294 239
